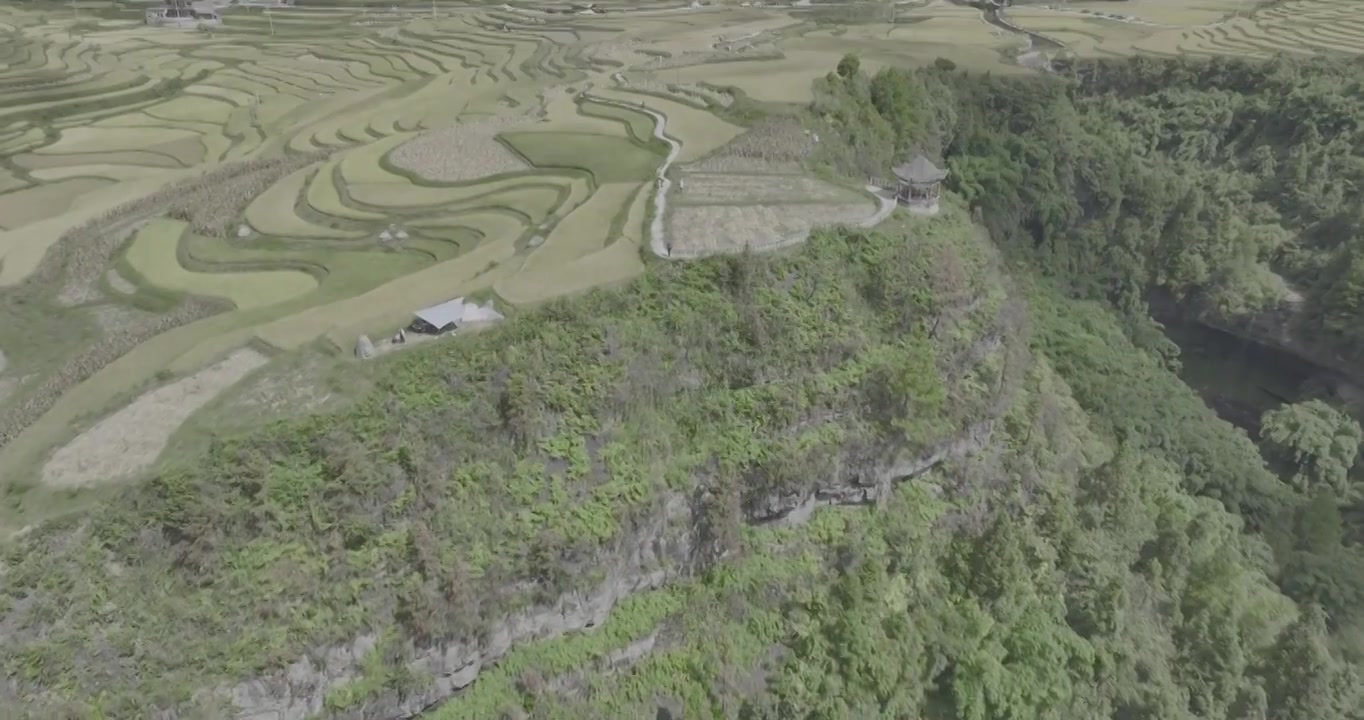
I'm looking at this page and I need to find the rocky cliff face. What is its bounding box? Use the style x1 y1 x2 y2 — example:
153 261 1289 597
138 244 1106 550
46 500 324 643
176 229 1033 720
218 408 1000 720
227 491 692 720
1202 302 1362 392
1150 289 1364 410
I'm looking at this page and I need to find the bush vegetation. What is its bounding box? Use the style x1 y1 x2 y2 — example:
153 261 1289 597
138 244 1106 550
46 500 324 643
806 52 1364 718
0 202 1014 716
812 54 1364 356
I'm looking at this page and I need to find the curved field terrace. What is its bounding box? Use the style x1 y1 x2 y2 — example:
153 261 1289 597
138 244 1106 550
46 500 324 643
0 0 1352 585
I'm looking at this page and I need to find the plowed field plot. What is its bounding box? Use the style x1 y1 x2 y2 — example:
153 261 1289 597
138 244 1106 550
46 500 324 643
668 201 876 256
41 348 268 489
674 173 865 205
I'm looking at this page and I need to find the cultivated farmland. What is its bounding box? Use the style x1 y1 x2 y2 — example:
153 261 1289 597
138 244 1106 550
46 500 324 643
0 0 1357 538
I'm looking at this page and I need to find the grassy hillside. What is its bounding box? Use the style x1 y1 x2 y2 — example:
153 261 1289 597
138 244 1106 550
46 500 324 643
1 201 1017 716
3 194 1354 719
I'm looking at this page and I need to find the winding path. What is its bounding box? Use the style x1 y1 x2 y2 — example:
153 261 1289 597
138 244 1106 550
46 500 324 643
579 92 680 257
581 92 895 260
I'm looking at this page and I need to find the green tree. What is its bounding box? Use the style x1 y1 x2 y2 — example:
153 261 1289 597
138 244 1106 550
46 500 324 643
1256 604 1362 720
837 53 860 79
1319 250 1364 352
1260 400 1362 498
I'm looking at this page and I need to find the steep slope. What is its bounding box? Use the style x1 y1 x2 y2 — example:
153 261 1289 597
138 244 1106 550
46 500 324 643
3 196 1353 720
1 200 1022 717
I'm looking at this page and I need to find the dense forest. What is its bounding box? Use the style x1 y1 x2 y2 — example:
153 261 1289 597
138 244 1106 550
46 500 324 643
4 53 1364 719
812 51 1364 715
817 53 1364 353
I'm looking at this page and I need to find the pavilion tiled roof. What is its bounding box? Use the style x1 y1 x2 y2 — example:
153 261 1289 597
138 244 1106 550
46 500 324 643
892 155 947 183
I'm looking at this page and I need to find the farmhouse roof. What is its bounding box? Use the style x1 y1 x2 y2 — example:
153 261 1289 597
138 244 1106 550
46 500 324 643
892 155 947 183
413 298 505 328
414 297 466 329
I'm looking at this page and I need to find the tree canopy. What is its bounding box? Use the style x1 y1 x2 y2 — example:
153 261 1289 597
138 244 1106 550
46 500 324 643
1261 400 1362 498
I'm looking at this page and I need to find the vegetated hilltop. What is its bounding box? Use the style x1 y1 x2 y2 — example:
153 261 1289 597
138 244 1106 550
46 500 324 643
984 54 1364 373
812 50 1364 714
2 202 1354 720
0 201 1016 716
817 52 1364 354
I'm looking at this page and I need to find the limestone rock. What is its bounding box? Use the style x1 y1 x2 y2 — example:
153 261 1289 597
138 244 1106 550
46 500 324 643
354 335 375 360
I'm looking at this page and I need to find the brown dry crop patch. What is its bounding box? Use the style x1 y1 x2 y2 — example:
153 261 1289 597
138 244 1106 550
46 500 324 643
619 77 734 108
639 45 784 70
386 118 530 184
0 296 229 451
689 117 814 170
164 153 330 238
41 348 269 489
684 156 805 174
34 152 328 309
667 201 873 257
676 173 863 205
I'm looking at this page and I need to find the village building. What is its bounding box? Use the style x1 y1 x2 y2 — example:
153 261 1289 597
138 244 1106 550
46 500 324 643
408 298 462 335
145 1 222 27
407 297 505 335
892 155 948 215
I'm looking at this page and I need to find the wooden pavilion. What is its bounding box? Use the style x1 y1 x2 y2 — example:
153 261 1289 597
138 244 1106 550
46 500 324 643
892 155 948 215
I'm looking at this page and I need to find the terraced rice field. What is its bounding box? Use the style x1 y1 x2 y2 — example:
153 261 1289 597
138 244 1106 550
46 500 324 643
0 0 1358 531
789 11 1025 74
124 219 319 309
1006 0 1364 60
495 181 645 305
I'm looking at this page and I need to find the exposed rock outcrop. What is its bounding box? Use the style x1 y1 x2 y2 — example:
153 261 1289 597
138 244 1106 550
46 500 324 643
220 415 997 720
210 260 1029 720
1149 288 1364 406
225 494 693 720
355 335 375 360
1198 303 1363 392
751 420 995 527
